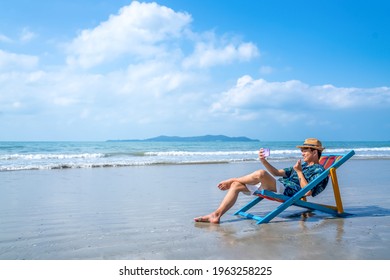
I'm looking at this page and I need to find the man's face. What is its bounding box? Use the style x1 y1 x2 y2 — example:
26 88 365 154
301 148 316 162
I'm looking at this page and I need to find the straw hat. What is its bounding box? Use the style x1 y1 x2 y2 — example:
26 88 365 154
296 138 325 151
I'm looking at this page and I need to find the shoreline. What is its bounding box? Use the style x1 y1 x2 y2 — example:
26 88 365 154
2 140 390 172
0 160 389 259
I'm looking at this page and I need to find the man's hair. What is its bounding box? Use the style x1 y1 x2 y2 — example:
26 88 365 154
311 148 322 158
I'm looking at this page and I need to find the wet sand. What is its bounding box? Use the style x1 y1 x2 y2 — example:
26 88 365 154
0 159 389 259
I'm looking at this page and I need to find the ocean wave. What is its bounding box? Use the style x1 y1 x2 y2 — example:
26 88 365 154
144 150 258 156
144 147 390 156
1 155 390 171
0 159 236 171
0 153 105 161
2 147 388 161
1 143 390 172
326 147 390 153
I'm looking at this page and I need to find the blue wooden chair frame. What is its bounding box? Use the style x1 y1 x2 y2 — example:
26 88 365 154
234 150 355 224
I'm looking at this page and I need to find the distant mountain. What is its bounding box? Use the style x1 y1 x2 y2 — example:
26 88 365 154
107 135 259 142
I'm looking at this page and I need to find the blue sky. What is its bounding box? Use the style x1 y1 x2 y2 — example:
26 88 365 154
0 0 389 141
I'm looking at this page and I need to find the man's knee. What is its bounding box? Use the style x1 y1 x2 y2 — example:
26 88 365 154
252 169 266 181
230 181 246 192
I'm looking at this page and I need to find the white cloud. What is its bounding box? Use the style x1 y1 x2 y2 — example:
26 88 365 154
0 29 36 44
19 28 36 42
211 76 390 119
66 1 192 68
0 49 39 71
312 84 390 108
1 1 388 140
211 76 307 113
66 1 259 71
0 34 12 43
183 41 259 69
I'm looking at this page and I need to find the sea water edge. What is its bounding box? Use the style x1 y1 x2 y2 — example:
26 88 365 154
0 140 389 171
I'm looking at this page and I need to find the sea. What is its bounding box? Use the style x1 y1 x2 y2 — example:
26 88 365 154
0 140 389 172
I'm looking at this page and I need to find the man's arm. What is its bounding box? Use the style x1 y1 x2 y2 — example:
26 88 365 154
293 160 312 196
259 149 286 177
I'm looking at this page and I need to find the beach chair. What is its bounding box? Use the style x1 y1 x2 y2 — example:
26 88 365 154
234 150 355 224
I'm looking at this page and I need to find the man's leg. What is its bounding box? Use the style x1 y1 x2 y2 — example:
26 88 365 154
194 181 248 223
217 170 277 191
233 170 278 191
195 170 277 223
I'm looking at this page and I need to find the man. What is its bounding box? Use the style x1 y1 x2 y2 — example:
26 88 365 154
194 138 328 224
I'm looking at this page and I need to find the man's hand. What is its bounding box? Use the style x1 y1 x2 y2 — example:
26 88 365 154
293 159 303 172
258 148 267 162
294 159 310 193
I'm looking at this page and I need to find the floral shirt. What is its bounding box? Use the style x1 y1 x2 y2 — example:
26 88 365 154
278 162 328 197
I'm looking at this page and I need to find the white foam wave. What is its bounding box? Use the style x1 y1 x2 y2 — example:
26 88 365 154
1 145 389 172
144 150 257 157
0 153 104 161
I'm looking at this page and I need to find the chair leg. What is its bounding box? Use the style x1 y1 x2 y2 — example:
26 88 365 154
330 168 344 214
234 196 263 215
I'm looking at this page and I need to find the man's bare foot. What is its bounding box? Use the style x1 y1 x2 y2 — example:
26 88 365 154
194 213 220 224
217 178 235 190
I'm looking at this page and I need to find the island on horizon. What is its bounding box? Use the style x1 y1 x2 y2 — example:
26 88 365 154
107 135 259 142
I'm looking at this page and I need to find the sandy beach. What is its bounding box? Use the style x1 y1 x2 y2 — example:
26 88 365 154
0 159 389 260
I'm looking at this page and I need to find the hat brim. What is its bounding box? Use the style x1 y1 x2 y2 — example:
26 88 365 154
296 145 325 151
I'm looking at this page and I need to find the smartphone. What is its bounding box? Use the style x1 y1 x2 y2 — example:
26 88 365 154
263 148 270 157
